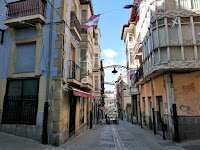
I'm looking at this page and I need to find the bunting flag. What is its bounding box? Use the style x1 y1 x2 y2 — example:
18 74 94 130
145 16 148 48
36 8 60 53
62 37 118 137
18 21 25 24
133 0 143 6
171 17 178 28
133 3 140 16
130 71 136 83
84 14 101 30
124 5 134 9
186 23 191 28
154 9 164 15
198 32 200 38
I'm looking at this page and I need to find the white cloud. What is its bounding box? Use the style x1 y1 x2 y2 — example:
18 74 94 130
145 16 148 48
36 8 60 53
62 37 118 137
102 49 118 58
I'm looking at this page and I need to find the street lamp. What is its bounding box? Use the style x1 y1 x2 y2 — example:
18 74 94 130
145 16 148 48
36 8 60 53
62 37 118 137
123 87 126 90
112 68 118 75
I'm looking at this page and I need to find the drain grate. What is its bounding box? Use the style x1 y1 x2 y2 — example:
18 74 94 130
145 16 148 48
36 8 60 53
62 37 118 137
158 141 177 146
183 145 200 150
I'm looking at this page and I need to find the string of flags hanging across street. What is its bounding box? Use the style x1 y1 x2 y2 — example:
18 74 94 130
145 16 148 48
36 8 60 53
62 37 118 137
1 0 200 39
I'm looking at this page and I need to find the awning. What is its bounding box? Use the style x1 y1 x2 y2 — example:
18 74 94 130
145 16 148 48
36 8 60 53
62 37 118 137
70 86 92 98
99 106 108 112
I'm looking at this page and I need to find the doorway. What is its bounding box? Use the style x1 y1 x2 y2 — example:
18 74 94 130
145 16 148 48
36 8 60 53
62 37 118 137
156 96 163 131
69 94 76 138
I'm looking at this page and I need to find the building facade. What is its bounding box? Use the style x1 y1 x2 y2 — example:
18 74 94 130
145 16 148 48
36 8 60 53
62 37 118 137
115 75 132 123
0 0 100 146
130 0 200 142
92 28 102 124
121 22 139 124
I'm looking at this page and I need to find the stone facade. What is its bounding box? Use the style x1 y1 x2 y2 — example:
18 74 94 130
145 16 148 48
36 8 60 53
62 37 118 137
123 0 200 142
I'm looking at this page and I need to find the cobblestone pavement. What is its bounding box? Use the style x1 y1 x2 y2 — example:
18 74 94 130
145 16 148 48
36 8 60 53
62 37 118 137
0 120 199 150
57 120 186 150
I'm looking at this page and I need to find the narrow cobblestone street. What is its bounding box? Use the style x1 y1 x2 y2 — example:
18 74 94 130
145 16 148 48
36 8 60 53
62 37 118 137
56 120 188 150
0 120 200 150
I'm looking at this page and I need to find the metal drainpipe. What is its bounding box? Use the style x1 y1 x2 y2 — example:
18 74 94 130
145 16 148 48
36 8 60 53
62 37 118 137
151 79 156 134
42 0 54 144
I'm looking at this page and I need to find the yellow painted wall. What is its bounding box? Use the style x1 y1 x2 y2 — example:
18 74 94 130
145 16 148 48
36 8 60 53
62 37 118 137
153 75 167 113
84 98 87 123
38 76 47 112
0 79 7 111
173 71 200 116
140 81 151 116
140 75 167 116
75 97 80 131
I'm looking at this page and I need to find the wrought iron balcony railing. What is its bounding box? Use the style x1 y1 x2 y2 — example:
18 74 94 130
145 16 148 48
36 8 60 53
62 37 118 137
135 65 143 83
7 0 46 18
70 11 81 36
68 60 81 82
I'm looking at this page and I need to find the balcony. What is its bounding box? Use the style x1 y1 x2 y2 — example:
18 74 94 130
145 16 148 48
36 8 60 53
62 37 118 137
135 65 143 83
70 11 82 41
4 0 46 28
67 60 82 86
81 71 93 90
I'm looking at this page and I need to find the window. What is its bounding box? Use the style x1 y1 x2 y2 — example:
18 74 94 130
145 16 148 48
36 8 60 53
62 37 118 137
95 37 98 45
192 0 200 9
94 53 98 68
95 76 98 91
129 33 133 42
71 0 78 16
166 0 177 10
184 47 194 60
197 46 200 59
159 26 166 46
130 51 134 65
179 0 191 9
81 10 87 22
181 18 193 45
157 0 165 10
170 47 182 61
15 43 36 73
2 79 39 124
160 48 168 63
154 49 159 64
0 29 4 45
168 24 179 45
194 17 200 44
80 97 85 126
153 29 159 48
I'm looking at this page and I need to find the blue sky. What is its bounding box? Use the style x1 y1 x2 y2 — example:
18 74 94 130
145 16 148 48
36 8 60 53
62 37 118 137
92 0 132 91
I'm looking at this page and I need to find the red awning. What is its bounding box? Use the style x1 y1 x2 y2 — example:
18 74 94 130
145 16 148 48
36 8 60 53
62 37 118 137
99 107 108 112
70 86 92 98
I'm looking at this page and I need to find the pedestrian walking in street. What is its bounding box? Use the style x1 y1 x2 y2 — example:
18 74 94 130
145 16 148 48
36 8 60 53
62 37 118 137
161 118 167 140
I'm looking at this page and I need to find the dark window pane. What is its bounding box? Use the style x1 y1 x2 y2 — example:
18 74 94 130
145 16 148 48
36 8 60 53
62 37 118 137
7 80 22 96
23 79 38 96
